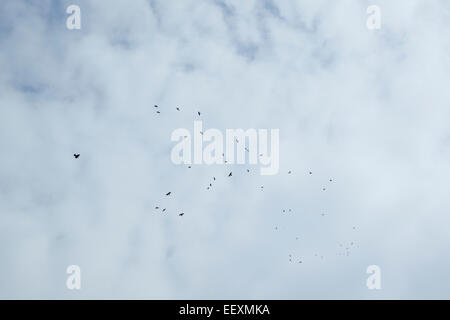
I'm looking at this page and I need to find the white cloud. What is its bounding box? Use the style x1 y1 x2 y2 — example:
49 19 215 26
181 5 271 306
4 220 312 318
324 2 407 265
1 0 450 298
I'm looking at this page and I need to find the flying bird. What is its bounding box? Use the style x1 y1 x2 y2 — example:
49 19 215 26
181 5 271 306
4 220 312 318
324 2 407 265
166 192 171 196
176 107 180 111
162 208 166 212
198 111 201 116
228 172 232 177
179 212 184 216
156 111 160 114
155 206 159 209
73 154 80 159
154 105 158 108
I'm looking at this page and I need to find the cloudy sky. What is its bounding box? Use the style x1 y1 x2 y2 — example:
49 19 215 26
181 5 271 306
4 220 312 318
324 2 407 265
1 0 450 299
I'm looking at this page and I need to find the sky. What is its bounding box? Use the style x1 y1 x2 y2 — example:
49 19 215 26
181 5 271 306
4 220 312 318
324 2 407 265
1 0 450 299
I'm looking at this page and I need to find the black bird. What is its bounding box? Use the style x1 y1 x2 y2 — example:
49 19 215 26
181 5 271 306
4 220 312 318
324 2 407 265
162 208 166 212
213 177 216 181
156 111 160 114
73 153 80 159
247 169 250 172
329 178 333 182
228 172 232 177
179 212 184 216
166 192 171 196
209 183 212 187
155 206 159 209
176 107 180 111
198 111 201 116
154 105 158 108
309 171 312 175
288 171 292 174
188 166 191 169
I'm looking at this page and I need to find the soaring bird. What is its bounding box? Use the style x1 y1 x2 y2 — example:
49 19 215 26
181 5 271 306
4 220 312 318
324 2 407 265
73 153 80 159
228 172 232 177
198 111 201 116
179 212 184 216
166 192 171 196
154 105 158 108
176 107 180 111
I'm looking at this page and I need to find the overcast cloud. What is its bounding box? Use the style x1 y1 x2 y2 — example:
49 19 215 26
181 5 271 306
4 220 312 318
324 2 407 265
1 0 450 299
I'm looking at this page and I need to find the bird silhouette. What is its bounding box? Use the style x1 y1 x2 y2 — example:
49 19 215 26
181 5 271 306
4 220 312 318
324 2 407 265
198 111 201 116
166 192 171 196
176 107 180 111
73 154 80 159
179 212 184 216
228 172 232 177
154 105 158 108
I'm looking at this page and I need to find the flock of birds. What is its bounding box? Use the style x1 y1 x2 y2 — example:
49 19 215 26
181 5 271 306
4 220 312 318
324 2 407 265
72 104 359 264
